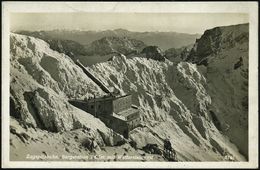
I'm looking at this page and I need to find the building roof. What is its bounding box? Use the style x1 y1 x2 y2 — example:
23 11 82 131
112 106 139 121
83 94 131 103
116 107 138 117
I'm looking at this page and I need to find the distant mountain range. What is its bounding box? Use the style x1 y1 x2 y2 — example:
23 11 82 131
84 36 146 56
16 29 201 50
9 23 249 161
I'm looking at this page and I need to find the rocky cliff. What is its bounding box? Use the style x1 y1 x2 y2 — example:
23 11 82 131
10 33 128 160
84 36 146 56
165 44 193 63
9 24 248 161
140 46 166 61
186 23 249 158
13 31 88 59
90 54 245 161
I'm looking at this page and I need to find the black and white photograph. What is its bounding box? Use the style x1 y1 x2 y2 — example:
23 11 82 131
1 1 258 169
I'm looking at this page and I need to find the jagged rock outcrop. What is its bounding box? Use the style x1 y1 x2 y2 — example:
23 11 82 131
46 39 87 58
141 46 166 61
186 23 249 65
90 54 246 161
85 36 146 56
165 44 193 62
9 26 248 161
186 23 249 158
10 33 121 146
14 31 88 59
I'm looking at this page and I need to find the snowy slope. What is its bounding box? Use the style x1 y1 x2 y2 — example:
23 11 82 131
90 54 246 161
187 23 249 158
9 31 247 161
10 33 123 152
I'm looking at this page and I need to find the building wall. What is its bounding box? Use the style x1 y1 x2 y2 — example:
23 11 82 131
112 95 132 113
99 115 129 138
127 116 141 131
70 95 133 117
68 100 92 114
86 100 113 116
98 100 113 116
69 97 140 138
68 100 113 117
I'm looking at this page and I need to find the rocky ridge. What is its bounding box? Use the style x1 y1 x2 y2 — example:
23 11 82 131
10 33 123 151
187 23 249 158
9 23 248 161
84 36 146 56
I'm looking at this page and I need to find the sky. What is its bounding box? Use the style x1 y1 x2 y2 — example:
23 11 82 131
10 13 249 34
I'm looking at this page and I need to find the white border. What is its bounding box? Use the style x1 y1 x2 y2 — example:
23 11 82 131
2 1 258 169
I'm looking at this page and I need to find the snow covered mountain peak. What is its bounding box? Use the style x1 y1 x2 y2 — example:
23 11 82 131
9 23 248 161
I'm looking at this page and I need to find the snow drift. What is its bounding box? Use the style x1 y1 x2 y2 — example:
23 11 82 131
9 23 248 161
10 33 122 147
187 23 249 158
90 54 245 161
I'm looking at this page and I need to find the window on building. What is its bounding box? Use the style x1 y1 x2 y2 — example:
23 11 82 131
91 105 94 109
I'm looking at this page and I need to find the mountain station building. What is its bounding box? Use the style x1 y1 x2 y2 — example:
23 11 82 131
69 94 140 138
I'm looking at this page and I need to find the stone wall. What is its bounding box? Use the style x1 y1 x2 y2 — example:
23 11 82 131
100 115 129 138
68 99 113 117
113 95 132 113
127 116 141 131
